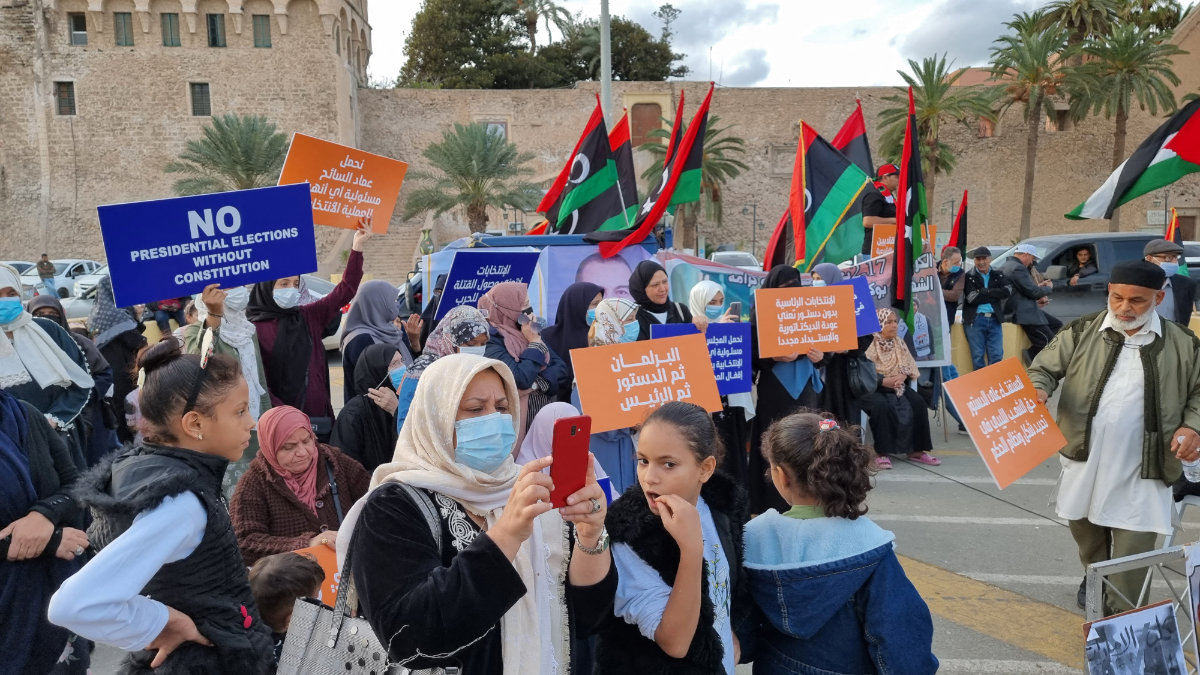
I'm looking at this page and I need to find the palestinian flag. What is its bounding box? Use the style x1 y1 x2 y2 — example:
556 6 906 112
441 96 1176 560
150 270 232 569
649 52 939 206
586 84 713 257
1067 98 1200 220
536 96 625 234
831 99 874 178
788 121 871 271
609 110 639 229
946 189 968 253
1167 207 1190 277
892 87 927 332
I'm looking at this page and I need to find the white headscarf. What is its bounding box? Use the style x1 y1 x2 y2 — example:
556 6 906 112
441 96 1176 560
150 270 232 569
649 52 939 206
687 279 724 318
339 354 571 675
588 297 639 346
0 265 94 391
193 292 267 419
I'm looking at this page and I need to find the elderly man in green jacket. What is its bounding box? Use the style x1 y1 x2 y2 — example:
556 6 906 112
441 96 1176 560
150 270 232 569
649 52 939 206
1029 260 1200 614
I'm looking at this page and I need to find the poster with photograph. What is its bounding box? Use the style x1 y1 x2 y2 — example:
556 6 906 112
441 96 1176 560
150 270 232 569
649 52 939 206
538 245 652 324
657 251 767 322
1083 600 1187 675
840 252 952 367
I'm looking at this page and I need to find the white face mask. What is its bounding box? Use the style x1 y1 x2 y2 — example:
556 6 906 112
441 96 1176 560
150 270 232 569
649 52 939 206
458 344 487 356
273 288 300 309
224 286 250 313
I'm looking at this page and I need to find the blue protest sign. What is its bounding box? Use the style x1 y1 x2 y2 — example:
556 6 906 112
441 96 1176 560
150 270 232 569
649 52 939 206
435 250 541 320
837 276 881 336
650 322 752 395
97 184 317 308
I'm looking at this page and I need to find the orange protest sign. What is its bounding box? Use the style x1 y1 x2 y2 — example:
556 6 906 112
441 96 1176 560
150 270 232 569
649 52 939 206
278 133 408 233
754 285 858 359
943 358 1067 489
293 545 341 606
870 224 937 258
570 333 722 433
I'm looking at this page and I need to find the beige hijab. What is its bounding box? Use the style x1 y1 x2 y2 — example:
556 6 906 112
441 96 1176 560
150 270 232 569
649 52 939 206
338 354 571 675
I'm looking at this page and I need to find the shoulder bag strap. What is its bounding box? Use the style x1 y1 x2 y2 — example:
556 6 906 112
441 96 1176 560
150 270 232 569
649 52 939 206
394 482 443 553
325 458 344 524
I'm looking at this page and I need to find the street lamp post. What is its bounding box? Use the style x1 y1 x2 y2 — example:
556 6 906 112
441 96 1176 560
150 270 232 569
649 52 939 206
741 203 765 260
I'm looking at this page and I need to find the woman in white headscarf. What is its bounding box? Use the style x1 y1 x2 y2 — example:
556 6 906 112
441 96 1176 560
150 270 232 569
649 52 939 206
685 279 756 484
340 354 615 675
184 283 271 496
0 264 93 465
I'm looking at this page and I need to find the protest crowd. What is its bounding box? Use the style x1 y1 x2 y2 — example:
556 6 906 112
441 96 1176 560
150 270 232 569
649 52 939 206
7 82 1200 675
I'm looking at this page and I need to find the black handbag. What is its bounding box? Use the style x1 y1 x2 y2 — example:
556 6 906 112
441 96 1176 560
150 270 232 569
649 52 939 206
848 356 878 399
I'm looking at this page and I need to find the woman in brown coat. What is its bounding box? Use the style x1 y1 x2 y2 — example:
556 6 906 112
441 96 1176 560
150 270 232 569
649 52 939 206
230 405 369 566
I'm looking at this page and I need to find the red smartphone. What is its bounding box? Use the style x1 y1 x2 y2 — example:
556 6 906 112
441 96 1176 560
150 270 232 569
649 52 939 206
549 415 592 509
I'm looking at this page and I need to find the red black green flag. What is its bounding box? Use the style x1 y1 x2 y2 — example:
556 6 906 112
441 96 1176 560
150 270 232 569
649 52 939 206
891 87 927 332
1167 207 1190 277
786 122 871 271
831 100 874 179
609 110 639 229
536 96 625 234
946 189 967 254
586 84 713 257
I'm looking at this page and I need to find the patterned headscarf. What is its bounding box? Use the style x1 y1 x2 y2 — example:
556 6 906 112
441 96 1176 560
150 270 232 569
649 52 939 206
408 305 489 377
88 276 138 349
589 298 639 346
867 307 918 385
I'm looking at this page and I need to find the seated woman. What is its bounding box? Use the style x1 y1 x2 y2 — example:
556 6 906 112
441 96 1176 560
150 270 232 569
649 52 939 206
341 354 616 674
230 405 369 566
860 308 938 467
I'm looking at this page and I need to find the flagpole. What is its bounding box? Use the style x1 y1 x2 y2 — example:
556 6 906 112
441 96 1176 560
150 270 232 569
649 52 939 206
599 0 613 126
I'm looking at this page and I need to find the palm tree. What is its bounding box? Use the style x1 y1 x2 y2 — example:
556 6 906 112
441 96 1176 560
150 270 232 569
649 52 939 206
1073 24 1184 230
165 114 288 196
989 15 1078 240
640 114 748 249
1038 0 1118 50
1118 0 1186 34
403 123 542 233
503 0 572 51
877 55 997 211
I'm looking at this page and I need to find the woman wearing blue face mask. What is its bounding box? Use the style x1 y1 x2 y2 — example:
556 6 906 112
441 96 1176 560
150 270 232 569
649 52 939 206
340 354 616 674
0 265 94 469
331 344 403 474
247 222 372 432
542 282 604 403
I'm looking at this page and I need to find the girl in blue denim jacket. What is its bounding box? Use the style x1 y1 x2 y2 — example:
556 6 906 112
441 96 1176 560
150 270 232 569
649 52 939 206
744 412 938 674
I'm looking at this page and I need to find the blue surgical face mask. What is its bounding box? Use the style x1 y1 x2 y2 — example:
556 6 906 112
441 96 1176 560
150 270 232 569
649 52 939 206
811 280 827 287
0 297 23 325
586 308 597 325
621 321 640 343
704 304 724 319
454 412 516 473
1161 262 1180 277
388 366 407 391
458 344 486 356
950 265 962 274
273 288 300 309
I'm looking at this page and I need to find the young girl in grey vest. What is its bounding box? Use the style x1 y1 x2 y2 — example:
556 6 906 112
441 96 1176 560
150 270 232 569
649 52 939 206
743 412 938 674
49 337 273 673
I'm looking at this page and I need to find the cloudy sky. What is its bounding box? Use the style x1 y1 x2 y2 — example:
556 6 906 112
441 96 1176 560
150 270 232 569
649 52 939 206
366 0 1049 87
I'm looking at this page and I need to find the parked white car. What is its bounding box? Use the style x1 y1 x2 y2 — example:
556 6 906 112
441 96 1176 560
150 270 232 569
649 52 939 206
72 264 109 297
20 259 103 300
709 250 761 272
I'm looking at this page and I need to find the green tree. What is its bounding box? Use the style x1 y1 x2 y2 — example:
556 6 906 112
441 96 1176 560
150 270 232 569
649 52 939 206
403 124 542 233
544 16 688 81
640 114 748 248
1038 0 1118 48
1118 0 1186 34
1073 24 1184 230
503 0 572 51
399 0 525 88
165 114 287 196
990 14 1079 240
877 55 997 210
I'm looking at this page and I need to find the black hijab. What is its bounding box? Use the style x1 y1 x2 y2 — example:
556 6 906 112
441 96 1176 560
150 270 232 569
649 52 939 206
542 282 603 360
246 280 312 410
629 260 672 313
349 343 400 469
764 264 802 290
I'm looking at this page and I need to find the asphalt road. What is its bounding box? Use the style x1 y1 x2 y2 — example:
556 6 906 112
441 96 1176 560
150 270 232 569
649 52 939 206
90 365 1199 674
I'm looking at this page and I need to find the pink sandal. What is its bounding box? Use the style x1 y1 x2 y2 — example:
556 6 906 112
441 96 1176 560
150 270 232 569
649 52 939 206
907 452 941 466
875 456 893 470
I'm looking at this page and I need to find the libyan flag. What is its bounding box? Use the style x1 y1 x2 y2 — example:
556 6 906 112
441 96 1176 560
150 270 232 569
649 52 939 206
608 110 640 230
763 122 870 271
536 95 626 234
1067 98 1200 220
892 87 927 332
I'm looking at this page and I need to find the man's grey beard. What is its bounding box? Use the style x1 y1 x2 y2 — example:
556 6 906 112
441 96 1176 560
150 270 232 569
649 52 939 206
1111 305 1156 332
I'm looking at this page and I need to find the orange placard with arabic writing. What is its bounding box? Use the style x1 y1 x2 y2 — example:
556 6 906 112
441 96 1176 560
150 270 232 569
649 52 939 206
870 224 936 258
943 358 1067 489
754 286 858 359
570 333 722 433
292 545 341 606
278 133 408 233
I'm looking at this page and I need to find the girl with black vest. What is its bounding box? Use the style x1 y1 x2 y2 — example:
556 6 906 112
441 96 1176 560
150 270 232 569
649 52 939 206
598 402 751 674
49 337 274 673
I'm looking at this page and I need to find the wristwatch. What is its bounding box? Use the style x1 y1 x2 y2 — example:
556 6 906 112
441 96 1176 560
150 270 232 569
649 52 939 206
577 526 610 555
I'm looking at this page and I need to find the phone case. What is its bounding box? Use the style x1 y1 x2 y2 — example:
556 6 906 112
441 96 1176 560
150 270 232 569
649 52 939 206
549 415 592 508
